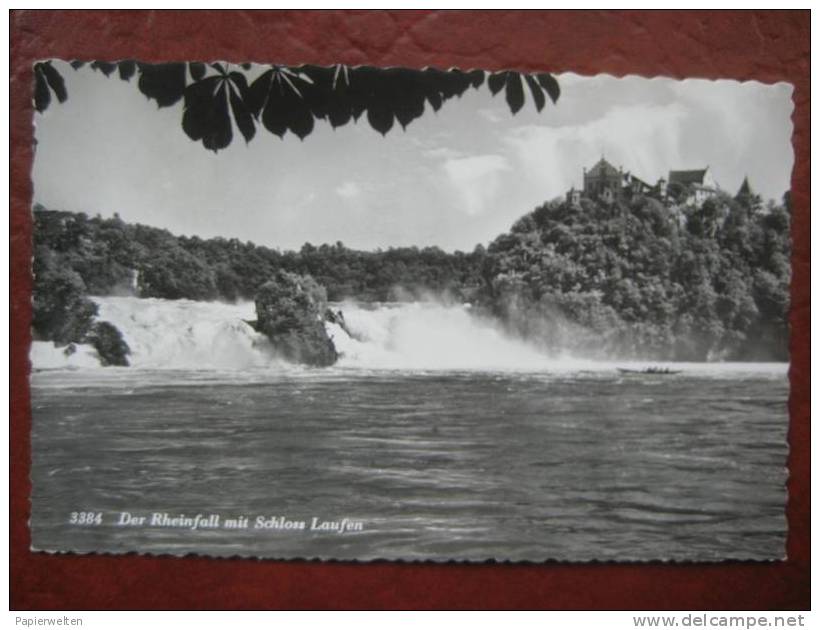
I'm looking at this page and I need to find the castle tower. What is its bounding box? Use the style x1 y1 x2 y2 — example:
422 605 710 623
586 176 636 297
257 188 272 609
735 175 761 212
583 157 621 199
736 176 753 198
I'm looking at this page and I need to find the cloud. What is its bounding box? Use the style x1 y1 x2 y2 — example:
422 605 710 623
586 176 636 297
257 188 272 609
504 103 688 199
424 146 463 161
664 79 794 195
442 154 511 217
335 181 362 199
477 108 504 123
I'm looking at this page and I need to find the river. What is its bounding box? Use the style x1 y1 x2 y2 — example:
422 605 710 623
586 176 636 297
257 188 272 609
29 297 789 561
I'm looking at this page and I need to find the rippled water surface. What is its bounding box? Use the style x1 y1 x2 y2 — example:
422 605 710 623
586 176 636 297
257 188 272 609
30 367 788 561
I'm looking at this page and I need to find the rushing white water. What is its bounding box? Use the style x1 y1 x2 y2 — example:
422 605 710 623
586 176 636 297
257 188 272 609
30 341 101 369
95 297 275 369
30 296 788 376
29 298 275 371
329 301 551 370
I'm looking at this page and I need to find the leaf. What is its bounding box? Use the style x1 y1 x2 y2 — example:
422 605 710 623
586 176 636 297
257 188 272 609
536 72 560 103
91 61 117 76
260 82 314 140
467 69 485 88
69 60 86 70
427 90 442 112
286 103 314 140
41 62 67 103
118 60 136 81
189 62 206 81
138 62 187 107
247 69 274 116
366 102 394 136
184 76 221 110
416 69 446 112
260 88 289 137
206 84 233 151
504 73 525 114
488 71 507 95
349 99 367 122
182 78 218 139
326 100 353 128
525 74 545 112
355 67 415 133
33 67 51 112
229 83 255 143
394 94 425 129
182 76 233 151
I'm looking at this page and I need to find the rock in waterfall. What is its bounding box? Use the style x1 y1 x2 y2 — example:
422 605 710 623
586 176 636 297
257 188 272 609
254 271 338 367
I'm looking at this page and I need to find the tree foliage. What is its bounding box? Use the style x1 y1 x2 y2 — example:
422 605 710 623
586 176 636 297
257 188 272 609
479 192 791 361
254 270 337 366
32 205 486 304
31 244 97 344
31 237 131 365
36 61 561 151
86 321 131 366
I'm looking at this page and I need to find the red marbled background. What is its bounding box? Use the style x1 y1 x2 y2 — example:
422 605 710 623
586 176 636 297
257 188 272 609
10 10 810 610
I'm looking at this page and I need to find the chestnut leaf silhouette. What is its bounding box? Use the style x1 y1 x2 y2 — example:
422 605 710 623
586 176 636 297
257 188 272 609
37 61 561 151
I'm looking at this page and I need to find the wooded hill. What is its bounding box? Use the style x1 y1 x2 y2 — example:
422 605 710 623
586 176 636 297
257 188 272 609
478 190 790 360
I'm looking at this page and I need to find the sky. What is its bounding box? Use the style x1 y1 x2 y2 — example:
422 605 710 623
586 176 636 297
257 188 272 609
32 62 794 252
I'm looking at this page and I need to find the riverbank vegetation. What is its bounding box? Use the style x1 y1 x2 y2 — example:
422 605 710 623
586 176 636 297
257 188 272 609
478 192 791 360
31 187 790 362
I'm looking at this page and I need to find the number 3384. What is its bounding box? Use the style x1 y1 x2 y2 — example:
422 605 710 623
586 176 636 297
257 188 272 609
69 511 103 525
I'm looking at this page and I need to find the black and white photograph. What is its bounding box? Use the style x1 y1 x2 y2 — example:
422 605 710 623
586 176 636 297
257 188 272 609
29 60 793 562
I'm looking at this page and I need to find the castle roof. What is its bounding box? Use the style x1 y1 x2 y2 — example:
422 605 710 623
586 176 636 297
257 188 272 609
626 172 652 189
586 157 620 178
736 176 753 197
668 168 709 186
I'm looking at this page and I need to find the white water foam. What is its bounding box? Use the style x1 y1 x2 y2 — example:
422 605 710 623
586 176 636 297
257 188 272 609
329 301 553 371
29 296 788 376
92 297 276 369
30 341 101 369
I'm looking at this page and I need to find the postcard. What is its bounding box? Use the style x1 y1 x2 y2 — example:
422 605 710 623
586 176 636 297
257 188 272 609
29 60 792 561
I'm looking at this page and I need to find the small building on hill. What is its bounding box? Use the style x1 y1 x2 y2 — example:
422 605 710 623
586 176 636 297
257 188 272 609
566 158 720 208
582 157 623 202
667 167 718 206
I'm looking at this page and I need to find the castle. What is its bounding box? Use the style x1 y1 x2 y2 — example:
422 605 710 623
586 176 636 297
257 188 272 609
566 157 722 208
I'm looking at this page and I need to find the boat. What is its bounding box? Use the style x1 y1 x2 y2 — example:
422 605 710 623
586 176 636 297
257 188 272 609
617 367 682 375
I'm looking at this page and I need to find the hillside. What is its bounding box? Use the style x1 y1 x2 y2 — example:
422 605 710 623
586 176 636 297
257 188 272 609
478 191 791 360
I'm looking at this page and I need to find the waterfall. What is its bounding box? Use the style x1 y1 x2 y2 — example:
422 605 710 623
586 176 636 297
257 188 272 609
31 296 551 371
29 296 787 375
